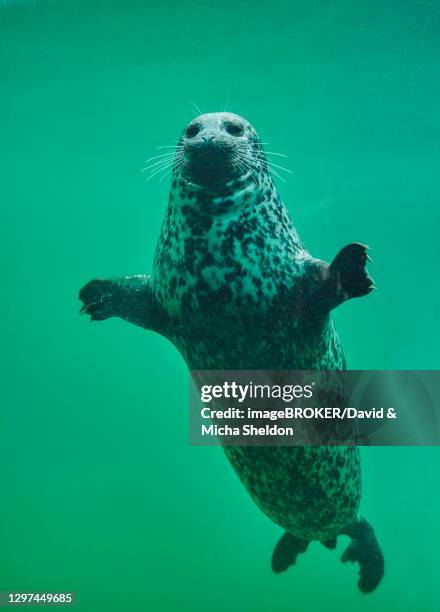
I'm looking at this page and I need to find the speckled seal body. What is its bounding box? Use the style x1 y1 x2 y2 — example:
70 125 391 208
79 112 384 592
151 117 357 542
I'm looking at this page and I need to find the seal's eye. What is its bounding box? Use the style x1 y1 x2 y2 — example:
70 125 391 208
225 122 244 136
186 124 200 138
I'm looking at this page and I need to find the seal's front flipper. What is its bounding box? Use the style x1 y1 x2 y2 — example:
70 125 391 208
341 517 384 593
329 243 375 302
79 275 168 334
79 279 118 321
271 531 309 573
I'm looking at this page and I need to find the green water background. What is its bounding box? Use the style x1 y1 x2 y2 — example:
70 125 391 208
1 1 440 610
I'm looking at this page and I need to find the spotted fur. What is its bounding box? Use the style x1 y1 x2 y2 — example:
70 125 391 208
149 113 359 540
79 112 383 591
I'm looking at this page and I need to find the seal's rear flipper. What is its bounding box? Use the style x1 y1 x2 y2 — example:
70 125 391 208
271 532 309 573
341 517 384 593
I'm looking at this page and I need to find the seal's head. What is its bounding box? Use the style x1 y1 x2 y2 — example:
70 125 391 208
176 112 266 188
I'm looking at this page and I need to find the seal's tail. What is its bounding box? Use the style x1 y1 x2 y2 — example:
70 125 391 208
340 517 385 593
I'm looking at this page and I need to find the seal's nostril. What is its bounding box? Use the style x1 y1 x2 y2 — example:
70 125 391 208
203 135 215 144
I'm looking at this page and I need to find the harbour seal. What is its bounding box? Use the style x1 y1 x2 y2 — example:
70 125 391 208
79 112 384 593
